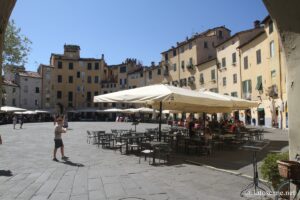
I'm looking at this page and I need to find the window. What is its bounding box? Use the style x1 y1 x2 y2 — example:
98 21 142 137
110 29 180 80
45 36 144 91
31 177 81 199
242 80 252 96
211 69 216 80
271 70 276 78
244 56 248 69
165 53 168 61
140 72 143 77
87 76 92 83
95 63 99 70
222 57 226 68
120 79 122 85
256 76 263 91
68 92 73 101
120 66 126 73
58 75 62 83
256 49 261 64
269 20 274 34
231 92 238 97
57 91 62 99
35 100 38 106
181 60 185 69
35 87 40 93
157 68 161 75
270 41 275 58
149 71 152 79
77 71 80 78
124 78 127 84
94 76 99 83
232 52 236 64
94 91 99 96
12 98 16 106
69 62 73 70
189 57 193 65
223 77 226 86
173 49 176 57
173 63 177 71
189 43 192 50
69 76 73 83
87 63 92 70
218 30 223 38
13 88 16 93
180 47 184 53
233 74 237 84
200 73 204 84
58 61 62 69
86 92 91 101
204 41 208 48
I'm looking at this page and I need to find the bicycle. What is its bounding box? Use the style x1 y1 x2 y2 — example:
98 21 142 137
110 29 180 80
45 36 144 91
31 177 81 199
275 154 300 200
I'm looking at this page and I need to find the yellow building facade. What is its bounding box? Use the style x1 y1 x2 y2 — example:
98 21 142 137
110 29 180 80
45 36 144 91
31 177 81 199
239 17 287 129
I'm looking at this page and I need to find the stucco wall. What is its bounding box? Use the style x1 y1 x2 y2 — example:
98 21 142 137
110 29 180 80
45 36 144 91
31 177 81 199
263 0 300 159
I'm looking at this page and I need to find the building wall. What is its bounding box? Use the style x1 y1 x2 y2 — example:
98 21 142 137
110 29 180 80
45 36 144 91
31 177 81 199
2 84 20 107
18 76 42 109
217 36 242 97
239 20 287 129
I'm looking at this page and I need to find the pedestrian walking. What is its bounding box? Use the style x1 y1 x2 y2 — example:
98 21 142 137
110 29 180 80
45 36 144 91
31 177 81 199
53 116 69 162
19 115 24 129
12 115 17 129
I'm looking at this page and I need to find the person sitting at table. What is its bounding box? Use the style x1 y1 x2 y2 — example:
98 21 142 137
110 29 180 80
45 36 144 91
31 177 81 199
203 127 213 143
186 114 195 137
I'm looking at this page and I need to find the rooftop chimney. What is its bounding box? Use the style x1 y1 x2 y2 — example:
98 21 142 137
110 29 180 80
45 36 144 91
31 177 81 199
254 20 260 28
151 62 155 67
101 54 104 60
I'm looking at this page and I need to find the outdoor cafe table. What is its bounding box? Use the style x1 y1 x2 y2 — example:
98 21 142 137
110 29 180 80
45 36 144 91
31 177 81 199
149 141 169 164
120 135 146 154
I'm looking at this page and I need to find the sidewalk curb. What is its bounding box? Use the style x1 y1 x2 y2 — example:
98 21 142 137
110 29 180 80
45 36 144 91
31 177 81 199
185 160 271 184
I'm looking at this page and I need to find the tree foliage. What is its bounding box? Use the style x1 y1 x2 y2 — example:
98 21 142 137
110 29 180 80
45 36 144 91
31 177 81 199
3 20 32 65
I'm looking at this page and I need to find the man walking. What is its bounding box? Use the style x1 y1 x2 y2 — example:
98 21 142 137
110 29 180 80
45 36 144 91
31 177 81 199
53 116 69 161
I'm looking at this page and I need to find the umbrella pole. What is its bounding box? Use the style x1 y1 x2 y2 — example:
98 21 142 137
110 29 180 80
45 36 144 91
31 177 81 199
159 101 162 141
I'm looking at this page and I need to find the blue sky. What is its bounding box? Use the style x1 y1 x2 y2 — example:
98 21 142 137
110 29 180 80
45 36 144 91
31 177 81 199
10 0 268 71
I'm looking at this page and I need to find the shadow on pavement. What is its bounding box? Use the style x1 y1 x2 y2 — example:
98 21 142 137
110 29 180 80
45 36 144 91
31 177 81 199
171 140 288 170
60 160 84 167
0 170 13 176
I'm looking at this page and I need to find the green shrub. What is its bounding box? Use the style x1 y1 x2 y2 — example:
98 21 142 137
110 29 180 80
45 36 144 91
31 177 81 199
260 152 289 189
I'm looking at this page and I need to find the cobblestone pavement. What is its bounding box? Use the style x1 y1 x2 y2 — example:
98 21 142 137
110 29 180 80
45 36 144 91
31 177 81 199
0 122 287 200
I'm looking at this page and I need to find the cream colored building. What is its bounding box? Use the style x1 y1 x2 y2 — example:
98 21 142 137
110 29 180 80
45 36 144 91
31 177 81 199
160 27 231 87
239 16 287 129
49 45 105 113
38 64 54 109
216 25 265 100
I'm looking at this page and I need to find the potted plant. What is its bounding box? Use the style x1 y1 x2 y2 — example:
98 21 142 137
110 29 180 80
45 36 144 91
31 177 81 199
260 152 289 189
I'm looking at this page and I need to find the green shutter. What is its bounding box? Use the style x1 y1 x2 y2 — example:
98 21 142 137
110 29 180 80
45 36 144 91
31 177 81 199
249 80 252 93
256 76 263 90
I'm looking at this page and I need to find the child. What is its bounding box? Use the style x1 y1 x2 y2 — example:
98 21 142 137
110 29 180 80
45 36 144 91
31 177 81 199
53 116 69 161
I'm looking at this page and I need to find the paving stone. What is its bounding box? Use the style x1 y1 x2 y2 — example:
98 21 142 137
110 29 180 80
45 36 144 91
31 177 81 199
0 122 288 200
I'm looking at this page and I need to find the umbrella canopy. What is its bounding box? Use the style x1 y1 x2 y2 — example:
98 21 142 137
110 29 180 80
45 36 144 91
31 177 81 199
15 110 37 115
0 106 26 112
98 108 125 113
35 109 53 114
200 90 259 110
136 107 158 113
94 84 233 113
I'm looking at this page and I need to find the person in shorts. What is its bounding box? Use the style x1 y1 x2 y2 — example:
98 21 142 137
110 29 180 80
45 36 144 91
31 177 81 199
53 116 68 161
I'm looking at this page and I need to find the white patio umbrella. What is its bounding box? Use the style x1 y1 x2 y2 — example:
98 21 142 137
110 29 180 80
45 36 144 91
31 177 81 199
94 84 235 139
35 109 52 114
200 90 259 110
0 106 26 112
94 84 233 113
15 110 37 115
98 108 125 113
